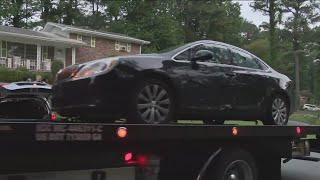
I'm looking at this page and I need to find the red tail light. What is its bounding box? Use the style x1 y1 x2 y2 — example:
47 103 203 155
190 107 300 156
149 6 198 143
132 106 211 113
296 127 301 134
232 127 238 136
136 155 148 166
51 113 56 120
124 152 133 161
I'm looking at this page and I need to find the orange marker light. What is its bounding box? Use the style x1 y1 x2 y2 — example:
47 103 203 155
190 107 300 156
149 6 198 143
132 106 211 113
117 127 127 138
124 152 133 161
232 127 238 136
296 127 301 134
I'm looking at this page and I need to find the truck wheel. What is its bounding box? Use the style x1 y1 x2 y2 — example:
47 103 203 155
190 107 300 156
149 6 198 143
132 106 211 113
128 78 175 124
203 119 225 125
203 148 258 180
263 95 289 125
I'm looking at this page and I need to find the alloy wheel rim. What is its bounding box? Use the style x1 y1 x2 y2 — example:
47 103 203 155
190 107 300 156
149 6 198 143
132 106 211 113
223 160 253 180
137 84 170 123
272 98 287 125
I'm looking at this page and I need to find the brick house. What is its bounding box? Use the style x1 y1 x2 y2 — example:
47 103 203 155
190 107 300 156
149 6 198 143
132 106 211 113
43 22 150 66
0 23 149 71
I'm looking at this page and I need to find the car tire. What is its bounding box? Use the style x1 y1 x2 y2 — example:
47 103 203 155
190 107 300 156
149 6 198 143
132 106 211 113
263 94 289 125
202 148 258 180
127 78 175 124
203 119 225 125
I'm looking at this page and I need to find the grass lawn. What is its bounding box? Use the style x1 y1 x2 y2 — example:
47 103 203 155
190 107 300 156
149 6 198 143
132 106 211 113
289 110 320 125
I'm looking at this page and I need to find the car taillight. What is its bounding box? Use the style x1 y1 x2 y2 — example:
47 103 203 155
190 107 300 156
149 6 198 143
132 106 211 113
232 127 238 136
296 127 301 135
56 65 79 81
124 152 133 161
51 113 56 120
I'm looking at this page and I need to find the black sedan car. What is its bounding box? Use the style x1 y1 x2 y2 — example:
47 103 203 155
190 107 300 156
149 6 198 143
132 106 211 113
0 81 54 121
52 40 293 125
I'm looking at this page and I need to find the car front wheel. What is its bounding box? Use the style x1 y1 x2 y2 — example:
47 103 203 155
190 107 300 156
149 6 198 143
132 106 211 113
264 95 289 125
128 78 175 124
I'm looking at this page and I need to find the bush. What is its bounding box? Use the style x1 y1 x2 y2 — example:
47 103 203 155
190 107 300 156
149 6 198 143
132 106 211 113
0 67 53 83
51 60 64 79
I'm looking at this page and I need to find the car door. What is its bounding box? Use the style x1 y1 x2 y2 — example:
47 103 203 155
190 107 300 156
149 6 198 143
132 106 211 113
181 43 235 116
227 48 270 114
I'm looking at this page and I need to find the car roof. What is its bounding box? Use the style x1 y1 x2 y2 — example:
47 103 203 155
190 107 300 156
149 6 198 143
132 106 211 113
0 81 52 98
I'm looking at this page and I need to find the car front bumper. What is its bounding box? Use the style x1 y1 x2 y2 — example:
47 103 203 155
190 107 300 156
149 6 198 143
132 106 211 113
51 69 137 118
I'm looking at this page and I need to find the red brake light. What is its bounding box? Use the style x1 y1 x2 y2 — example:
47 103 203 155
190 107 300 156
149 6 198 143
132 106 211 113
296 127 301 134
136 155 147 166
117 127 127 138
124 152 133 161
232 127 238 136
51 113 56 120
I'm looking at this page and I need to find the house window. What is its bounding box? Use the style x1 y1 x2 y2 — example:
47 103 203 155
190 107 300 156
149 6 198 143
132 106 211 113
91 37 96 47
115 41 131 52
25 44 37 60
42 46 48 59
7 42 24 58
77 34 95 47
1 41 7 58
115 41 120 50
127 43 131 52
77 34 82 41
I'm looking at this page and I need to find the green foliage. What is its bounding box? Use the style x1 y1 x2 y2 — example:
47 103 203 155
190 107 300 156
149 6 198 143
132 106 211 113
0 0 319 105
51 60 64 79
0 67 52 83
245 39 270 62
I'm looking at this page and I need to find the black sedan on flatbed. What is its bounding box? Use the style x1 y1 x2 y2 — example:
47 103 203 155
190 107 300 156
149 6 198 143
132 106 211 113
51 40 293 125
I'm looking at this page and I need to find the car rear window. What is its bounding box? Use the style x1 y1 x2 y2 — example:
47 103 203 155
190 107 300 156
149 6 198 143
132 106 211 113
0 98 49 119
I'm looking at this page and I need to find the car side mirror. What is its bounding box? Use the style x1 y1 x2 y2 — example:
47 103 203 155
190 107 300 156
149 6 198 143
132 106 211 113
191 50 213 62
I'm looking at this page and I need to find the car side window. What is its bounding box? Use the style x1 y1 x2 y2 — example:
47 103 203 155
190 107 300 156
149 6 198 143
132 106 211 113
230 49 262 69
174 48 191 61
191 43 232 65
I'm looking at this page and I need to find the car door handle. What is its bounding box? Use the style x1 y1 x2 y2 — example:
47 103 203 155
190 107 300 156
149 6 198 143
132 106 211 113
225 72 237 77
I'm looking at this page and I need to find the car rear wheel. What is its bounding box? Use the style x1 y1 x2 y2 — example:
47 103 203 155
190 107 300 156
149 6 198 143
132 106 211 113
128 78 175 124
263 95 289 125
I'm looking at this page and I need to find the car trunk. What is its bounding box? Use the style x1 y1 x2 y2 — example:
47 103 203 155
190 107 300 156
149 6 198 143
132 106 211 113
0 97 50 119
0 82 51 98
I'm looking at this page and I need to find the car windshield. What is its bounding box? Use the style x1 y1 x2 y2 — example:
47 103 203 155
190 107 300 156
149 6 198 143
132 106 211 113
0 97 49 119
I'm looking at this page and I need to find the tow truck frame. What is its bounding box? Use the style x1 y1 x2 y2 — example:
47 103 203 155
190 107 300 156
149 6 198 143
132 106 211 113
0 121 319 180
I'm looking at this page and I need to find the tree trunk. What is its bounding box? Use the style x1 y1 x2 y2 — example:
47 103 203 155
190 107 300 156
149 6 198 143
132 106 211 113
294 51 300 110
269 0 277 65
292 6 300 110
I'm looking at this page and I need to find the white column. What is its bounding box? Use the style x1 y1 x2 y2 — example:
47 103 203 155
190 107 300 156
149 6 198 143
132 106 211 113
36 44 41 70
71 47 76 65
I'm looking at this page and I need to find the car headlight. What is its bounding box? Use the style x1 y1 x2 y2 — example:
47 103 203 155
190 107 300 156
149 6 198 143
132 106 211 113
73 58 119 78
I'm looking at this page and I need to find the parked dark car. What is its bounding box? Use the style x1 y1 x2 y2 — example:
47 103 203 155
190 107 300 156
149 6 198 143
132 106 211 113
51 40 293 125
0 81 54 121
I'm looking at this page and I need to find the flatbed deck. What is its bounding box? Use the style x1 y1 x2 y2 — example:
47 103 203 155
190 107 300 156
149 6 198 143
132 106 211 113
0 121 319 180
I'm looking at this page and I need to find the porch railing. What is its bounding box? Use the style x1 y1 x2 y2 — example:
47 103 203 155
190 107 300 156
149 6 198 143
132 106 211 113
0 57 51 71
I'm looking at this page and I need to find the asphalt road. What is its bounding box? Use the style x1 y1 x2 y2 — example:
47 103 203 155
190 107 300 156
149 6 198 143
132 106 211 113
283 120 320 180
282 152 320 180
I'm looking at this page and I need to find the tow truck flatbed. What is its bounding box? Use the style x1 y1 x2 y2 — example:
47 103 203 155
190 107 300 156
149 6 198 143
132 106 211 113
0 121 319 180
